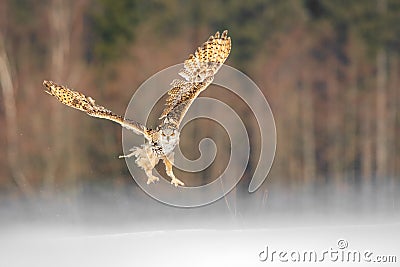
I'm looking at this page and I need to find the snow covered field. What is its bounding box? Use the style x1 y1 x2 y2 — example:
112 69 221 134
1 183 399 266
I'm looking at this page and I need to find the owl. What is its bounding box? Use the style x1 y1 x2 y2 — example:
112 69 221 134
43 30 231 187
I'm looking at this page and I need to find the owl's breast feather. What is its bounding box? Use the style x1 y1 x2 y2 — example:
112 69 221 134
161 138 179 155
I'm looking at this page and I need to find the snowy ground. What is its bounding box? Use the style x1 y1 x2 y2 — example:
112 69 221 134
1 223 399 267
1 182 399 266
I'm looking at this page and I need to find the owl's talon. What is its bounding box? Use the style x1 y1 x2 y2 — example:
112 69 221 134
171 178 184 187
147 176 159 184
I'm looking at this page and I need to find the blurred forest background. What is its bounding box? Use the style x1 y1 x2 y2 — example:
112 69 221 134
0 0 399 223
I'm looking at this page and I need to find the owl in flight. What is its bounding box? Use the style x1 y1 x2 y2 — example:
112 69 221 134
43 30 231 187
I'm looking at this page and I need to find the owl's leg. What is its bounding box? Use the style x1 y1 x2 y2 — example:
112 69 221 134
120 145 159 184
144 168 159 184
163 155 184 187
140 149 160 185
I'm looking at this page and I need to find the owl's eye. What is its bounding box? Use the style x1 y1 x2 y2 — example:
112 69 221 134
171 132 175 136
162 133 166 136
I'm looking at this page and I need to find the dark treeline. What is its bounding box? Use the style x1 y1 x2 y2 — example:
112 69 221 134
0 0 399 199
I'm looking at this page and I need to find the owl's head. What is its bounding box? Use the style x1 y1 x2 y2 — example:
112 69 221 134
158 125 180 144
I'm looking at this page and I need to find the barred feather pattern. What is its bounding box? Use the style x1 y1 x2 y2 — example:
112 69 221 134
43 80 149 138
160 30 231 126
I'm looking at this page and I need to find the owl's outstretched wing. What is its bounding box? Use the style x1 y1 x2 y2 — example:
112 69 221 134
43 80 151 140
160 30 231 127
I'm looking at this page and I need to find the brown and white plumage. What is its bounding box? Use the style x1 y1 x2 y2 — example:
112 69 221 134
43 30 231 187
43 80 151 140
160 30 231 127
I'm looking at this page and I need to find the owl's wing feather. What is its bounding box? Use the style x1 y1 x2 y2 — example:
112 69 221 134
160 30 231 127
43 80 151 140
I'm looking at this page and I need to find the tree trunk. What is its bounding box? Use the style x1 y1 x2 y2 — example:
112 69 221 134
300 80 316 184
327 64 342 185
361 94 373 183
0 33 33 196
375 0 388 181
346 60 358 183
376 48 388 180
43 0 72 192
394 57 400 179
387 54 398 180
